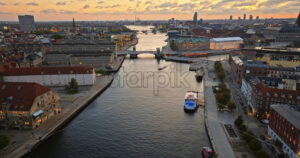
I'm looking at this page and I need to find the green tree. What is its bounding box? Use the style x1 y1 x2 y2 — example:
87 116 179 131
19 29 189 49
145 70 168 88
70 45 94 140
242 130 255 143
255 150 270 158
228 101 237 112
218 104 225 111
249 139 262 151
170 40 178 51
65 78 79 94
235 115 244 127
0 134 10 150
51 34 65 40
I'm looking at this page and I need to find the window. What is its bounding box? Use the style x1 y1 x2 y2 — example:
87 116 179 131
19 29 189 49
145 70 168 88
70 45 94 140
24 122 30 125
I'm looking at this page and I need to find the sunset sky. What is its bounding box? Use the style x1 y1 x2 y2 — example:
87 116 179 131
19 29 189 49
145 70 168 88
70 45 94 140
0 0 299 21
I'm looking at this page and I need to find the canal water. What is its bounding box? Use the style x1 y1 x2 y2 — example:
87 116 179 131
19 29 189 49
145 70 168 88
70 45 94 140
27 26 210 158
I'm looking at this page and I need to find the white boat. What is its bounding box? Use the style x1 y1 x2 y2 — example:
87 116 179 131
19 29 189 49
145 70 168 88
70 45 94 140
184 91 199 112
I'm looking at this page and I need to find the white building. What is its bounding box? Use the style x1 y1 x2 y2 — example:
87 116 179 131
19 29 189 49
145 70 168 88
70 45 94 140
210 37 243 50
2 66 96 86
240 78 256 113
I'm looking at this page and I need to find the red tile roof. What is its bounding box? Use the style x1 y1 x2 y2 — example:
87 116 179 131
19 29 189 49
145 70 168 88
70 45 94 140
2 66 94 76
0 82 51 111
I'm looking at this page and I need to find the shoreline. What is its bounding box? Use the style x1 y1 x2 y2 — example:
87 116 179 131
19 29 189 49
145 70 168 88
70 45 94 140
1 76 115 158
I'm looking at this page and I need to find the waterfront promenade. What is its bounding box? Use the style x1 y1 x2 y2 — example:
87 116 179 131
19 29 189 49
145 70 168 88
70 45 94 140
0 76 114 158
203 62 236 158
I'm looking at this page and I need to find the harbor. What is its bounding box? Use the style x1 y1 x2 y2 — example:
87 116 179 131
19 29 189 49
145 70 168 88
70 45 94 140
24 25 211 158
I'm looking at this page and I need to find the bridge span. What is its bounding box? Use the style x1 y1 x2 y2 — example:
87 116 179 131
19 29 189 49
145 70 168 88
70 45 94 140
118 51 157 56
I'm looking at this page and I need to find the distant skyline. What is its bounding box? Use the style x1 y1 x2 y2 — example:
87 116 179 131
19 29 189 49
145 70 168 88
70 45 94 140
0 0 299 21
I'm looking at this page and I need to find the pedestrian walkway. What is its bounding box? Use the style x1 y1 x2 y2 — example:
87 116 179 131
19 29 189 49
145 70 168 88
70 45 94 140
204 63 235 158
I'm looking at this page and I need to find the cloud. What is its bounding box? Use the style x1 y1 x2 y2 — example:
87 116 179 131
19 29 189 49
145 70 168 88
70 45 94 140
158 2 177 8
41 9 57 14
0 2 6 5
98 0 105 4
56 2 66 5
59 10 77 14
14 3 20 6
83 4 90 9
26 2 39 6
104 4 120 8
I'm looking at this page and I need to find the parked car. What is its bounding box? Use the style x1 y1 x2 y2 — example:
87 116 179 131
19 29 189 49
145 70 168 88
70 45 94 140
201 147 214 158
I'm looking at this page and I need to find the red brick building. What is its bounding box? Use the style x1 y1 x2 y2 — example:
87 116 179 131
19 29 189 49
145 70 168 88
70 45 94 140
251 82 300 118
268 104 300 158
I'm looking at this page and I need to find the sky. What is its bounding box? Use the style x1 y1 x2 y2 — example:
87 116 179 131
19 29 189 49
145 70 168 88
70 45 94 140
0 0 299 21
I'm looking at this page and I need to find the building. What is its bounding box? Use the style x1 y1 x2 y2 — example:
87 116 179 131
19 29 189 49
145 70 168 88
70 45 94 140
48 39 116 69
276 25 300 43
250 77 300 117
244 13 247 21
2 66 96 86
18 15 36 32
230 15 233 21
229 54 300 84
0 82 61 129
193 12 198 25
249 15 253 21
173 37 210 51
210 37 243 50
256 16 259 20
268 104 300 158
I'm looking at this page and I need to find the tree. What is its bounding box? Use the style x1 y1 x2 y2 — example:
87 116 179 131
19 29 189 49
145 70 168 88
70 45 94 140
0 134 10 150
297 12 300 27
218 104 225 111
51 34 65 40
235 115 244 127
65 78 79 94
242 130 255 143
228 102 237 112
255 150 270 158
170 40 178 51
249 139 262 151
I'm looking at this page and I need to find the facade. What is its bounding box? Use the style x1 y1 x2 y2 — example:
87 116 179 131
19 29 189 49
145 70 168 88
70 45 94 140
250 78 300 117
0 82 61 129
255 54 300 68
277 26 300 43
2 66 96 86
268 104 300 158
241 78 255 113
210 37 243 50
18 15 36 32
229 55 300 84
174 37 209 51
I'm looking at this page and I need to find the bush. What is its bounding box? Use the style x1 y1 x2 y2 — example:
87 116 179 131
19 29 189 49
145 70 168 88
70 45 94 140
218 104 225 111
235 115 244 127
228 102 237 111
249 139 262 151
0 134 10 150
242 130 255 143
170 40 178 51
65 78 79 94
95 69 106 75
255 150 270 158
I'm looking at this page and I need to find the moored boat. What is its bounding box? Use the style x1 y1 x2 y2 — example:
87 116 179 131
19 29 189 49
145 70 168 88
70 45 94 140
195 68 204 82
184 91 199 112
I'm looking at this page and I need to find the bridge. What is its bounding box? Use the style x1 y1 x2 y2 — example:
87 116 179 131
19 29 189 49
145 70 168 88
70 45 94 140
118 51 157 56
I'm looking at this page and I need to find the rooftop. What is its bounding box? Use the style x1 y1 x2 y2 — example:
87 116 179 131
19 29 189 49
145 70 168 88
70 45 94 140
271 104 300 130
0 82 51 111
2 66 94 76
210 37 243 42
